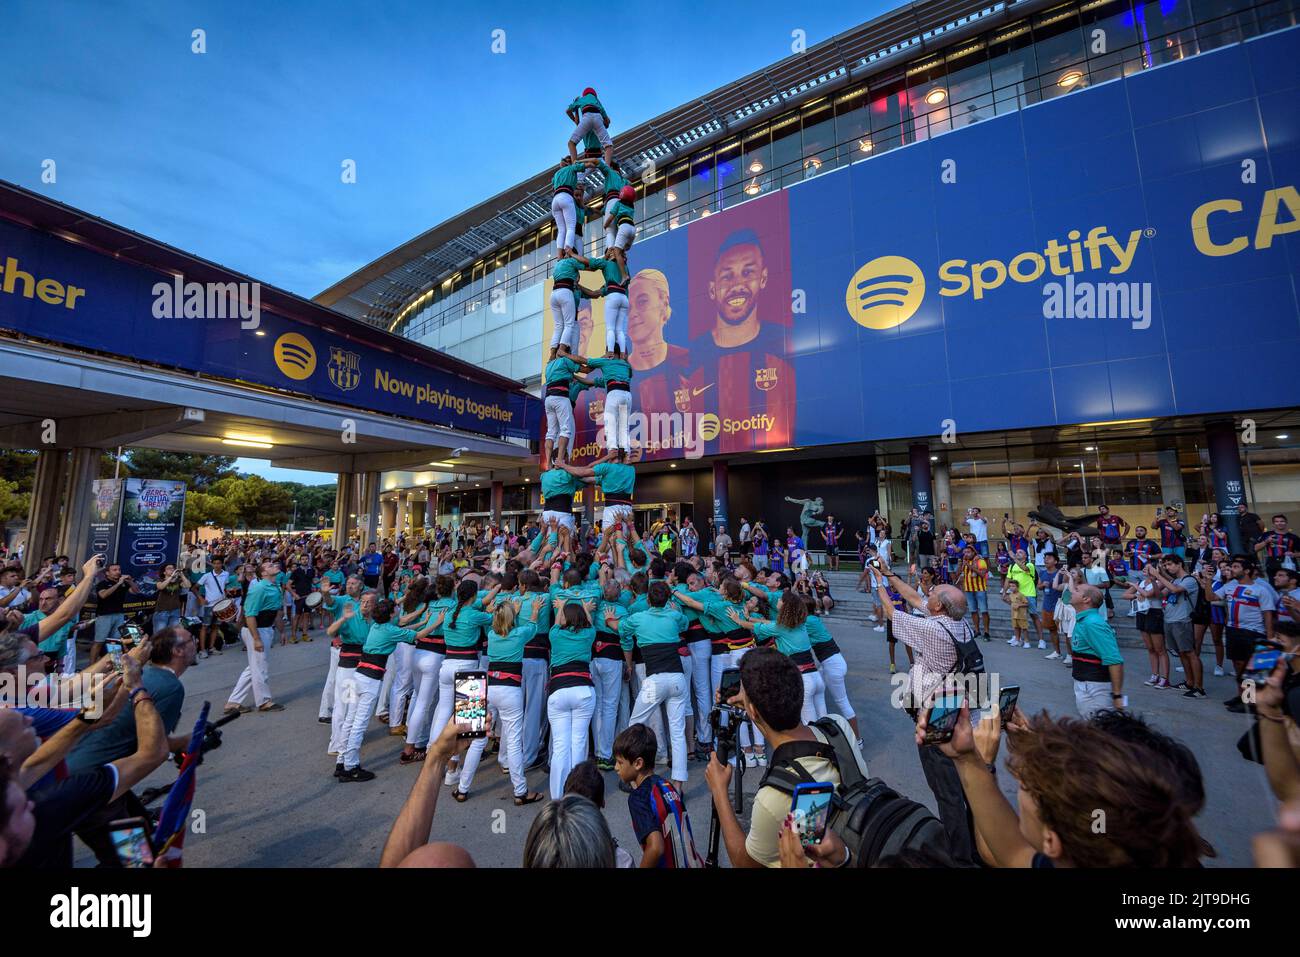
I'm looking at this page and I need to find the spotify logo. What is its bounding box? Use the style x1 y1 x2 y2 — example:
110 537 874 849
698 414 721 441
845 255 925 330
274 332 317 380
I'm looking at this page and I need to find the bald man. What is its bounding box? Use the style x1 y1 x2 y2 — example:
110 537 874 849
1067 584 1125 717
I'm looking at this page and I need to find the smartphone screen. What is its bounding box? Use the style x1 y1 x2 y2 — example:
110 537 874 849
108 819 154 868
718 667 741 704
105 640 124 673
924 694 965 745
790 782 835 846
1246 649 1292 684
453 671 488 738
997 685 1020 717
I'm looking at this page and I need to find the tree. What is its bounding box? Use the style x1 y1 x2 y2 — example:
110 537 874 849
0 478 30 523
124 451 237 490
183 490 238 533
210 474 294 530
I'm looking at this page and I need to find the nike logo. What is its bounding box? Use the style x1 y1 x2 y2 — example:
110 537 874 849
692 384 714 396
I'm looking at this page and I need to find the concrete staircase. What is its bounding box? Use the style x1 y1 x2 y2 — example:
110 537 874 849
815 569 1151 649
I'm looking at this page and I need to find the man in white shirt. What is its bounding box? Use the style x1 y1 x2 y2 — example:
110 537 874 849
964 508 989 557
196 556 231 658
738 519 752 557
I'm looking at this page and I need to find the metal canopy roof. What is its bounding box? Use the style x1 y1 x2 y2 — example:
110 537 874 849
316 0 1027 324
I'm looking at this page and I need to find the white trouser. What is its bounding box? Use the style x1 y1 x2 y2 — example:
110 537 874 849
801 669 828 724
388 641 415 727
319 644 341 718
629 670 689 783
342 671 382 770
547 685 596 799
631 663 665 750
602 390 632 453
228 626 274 707
544 394 575 442
726 645 766 751
549 288 576 351
459 684 528 796
541 509 576 533
377 665 394 717
61 637 77 676
614 222 636 251
591 657 624 760
431 657 479 754
603 197 618 250
818 652 855 720
405 648 444 746
1074 680 1113 718
521 657 548 765
687 641 714 745
329 666 358 755
602 501 633 529
569 111 612 149
551 192 577 251
604 291 629 354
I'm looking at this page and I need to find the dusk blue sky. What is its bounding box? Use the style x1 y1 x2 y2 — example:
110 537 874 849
0 0 892 480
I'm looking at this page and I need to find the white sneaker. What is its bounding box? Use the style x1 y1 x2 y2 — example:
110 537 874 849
1044 651 1060 660
1214 665 1225 677
1007 637 1018 645
1126 608 1137 617
1062 655 1072 665
873 625 885 632
1143 675 1158 686
1037 640 1047 650
444 766 460 787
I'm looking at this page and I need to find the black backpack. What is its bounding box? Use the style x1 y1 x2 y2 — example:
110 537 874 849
759 717 951 867
935 616 985 677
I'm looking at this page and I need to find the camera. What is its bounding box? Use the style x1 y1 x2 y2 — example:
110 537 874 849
710 704 748 767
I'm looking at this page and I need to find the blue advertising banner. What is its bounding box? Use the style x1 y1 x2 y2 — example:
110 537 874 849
0 222 541 440
540 28 1299 462
116 478 187 616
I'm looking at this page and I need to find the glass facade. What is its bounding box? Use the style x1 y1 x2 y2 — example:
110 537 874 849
389 0 1297 387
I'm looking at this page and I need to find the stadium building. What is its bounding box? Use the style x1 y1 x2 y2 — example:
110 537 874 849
318 0 1300 550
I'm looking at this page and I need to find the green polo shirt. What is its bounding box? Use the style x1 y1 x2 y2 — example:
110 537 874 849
752 621 812 656
487 622 538 664
548 624 596 667
363 621 417 656
617 606 688 652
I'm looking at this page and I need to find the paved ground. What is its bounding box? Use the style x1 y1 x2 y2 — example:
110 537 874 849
78 607 1278 868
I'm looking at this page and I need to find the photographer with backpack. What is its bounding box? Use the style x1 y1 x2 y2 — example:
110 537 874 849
703 646 869 867
872 564 984 866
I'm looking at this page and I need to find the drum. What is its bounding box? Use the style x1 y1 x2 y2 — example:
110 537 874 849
212 598 238 624
304 591 323 609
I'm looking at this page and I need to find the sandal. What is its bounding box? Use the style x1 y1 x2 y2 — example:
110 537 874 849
452 790 469 803
399 748 427 765
514 791 544 806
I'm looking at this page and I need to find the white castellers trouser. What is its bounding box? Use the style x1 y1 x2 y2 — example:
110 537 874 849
602 390 632 453
541 509 576 534
547 684 596 799
631 663 665 751
521 657 548 765
591 656 623 760
687 640 714 746
458 683 528 797
717 645 766 754
602 502 633 529
544 395 575 445
387 641 415 728
319 644 341 719
228 626 274 708
613 222 636 251
818 652 855 720
328 664 359 755
341 670 383 771
404 647 444 747
629 668 689 783
602 196 619 250
548 286 579 352
569 111 612 150
604 291 629 354
551 191 577 251
800 668 828 724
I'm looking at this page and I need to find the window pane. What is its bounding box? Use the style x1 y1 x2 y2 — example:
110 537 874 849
1033 6 1089 101
800 100 835 177
1135 0 1198 66
714 138 743 210
740 125 773 198
987 22 1037 115
770 111 802 186
944 39 994 129
905 56 949 139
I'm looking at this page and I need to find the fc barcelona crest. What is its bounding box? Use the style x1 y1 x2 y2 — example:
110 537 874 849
588 398 604 420
674 385 692 413
328 347 361 391
755 366 778 391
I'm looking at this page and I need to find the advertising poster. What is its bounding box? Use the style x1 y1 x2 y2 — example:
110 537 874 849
88 478 124 565
118 478 187 615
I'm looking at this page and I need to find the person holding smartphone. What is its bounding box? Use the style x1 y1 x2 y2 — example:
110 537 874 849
1063 584 1126 717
